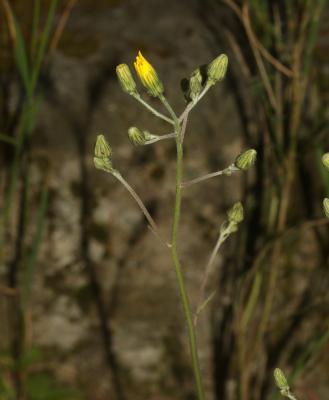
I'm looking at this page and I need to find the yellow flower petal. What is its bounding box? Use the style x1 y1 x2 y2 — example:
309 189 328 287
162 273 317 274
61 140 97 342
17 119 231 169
134 51 164 97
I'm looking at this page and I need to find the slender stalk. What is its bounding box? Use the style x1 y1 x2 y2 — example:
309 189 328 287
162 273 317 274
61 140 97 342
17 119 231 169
182 164 238 188
194 221 234 326
145 132 176 145
171 116 205 400
159 94 179 124
133 94 175 125
113 171 169 247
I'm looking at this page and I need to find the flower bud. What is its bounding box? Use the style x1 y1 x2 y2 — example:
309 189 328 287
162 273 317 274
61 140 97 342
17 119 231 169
95 134 112 158
94 134 113 172
128 127 146 145
93 156 113 172
227 202 244 224
207 54 228 85
273 368 289 392
189 68 203 101
235 149 257 171
322 153 329 171
128 127 158 145
134 51 164 97
323 198 329 218
116 64 137 95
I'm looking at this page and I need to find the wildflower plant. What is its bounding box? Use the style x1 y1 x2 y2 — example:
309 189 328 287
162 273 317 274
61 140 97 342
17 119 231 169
94 51 256 399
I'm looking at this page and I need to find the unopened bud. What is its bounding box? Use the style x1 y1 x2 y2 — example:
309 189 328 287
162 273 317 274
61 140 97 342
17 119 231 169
235 149 257 171
93 156 113 172
227 202 244 224
273 368 289 392
94 134 113 172
116 64 137 95
323 198 329 218
189 68 203 101
322 153 329 171
207 54 228 85
134 51 164 97
95 134 112 158
128 127 158 145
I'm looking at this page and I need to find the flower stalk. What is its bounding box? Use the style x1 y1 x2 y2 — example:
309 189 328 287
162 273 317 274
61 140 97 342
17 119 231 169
95 51 256 400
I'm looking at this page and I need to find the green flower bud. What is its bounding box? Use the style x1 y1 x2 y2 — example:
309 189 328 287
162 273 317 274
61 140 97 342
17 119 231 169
322 153 329 171
95 134 112 158
93 156 113 172
128 127 146 145
128 127 158 145
273 368 289 392
116 64 137 95
94 134 113 172
207 54 228 85
235 149 257 171
189 68 203 101
227 202 244 224
323 198 329 218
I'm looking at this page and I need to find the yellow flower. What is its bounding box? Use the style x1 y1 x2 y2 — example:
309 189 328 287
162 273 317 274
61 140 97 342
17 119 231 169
134 51 164 97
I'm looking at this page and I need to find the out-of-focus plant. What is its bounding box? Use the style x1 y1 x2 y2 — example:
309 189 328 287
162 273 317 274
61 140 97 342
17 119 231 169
0 1 76 398
198 0 329 399
273 368 298 400
94 51 257 399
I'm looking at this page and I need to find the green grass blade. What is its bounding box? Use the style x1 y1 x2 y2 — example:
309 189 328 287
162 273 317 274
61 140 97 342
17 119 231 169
13 17 31 95
31 0 41 58
30 0 59 95
21 184 48 308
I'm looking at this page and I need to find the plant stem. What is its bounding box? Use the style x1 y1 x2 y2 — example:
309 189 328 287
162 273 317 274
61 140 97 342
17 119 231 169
182 164 238 188
133 94 175 125
194 221 235 326
113 171 169 247
171 118 205 400
145 132 176 145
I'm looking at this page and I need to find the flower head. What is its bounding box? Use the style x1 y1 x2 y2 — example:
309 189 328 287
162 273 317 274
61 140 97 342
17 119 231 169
134 51 164 97
94 134 114 173
235 149 257 171
207 54 228 85
116 64 137 95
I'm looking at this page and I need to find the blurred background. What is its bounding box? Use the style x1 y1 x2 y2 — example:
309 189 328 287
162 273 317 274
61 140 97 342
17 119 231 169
0 0 329 399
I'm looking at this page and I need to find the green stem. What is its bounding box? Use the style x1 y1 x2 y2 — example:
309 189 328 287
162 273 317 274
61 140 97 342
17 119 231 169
171 123 205 400
182 164 238 188
133 94 174 125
